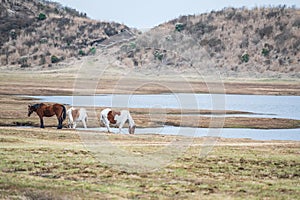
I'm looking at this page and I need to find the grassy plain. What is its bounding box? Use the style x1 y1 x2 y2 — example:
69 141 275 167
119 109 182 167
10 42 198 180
0 127 299 199
0 68 300 199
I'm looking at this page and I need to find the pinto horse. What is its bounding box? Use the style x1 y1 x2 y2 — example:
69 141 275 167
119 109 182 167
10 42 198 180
100 108 136 134
28 103 66 129
66 107 88 129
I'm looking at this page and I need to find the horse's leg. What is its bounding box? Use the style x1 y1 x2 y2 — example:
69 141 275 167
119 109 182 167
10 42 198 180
82 119 87 129
39 116 44 128
104 119 111 132
118 119 126 134
68 118 72 128
101 115 111 132
55 108 65 129
106 123 111 133
57 116 63 129
73 121 77 129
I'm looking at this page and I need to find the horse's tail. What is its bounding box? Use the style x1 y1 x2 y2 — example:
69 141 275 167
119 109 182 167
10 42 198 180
61 105 66 121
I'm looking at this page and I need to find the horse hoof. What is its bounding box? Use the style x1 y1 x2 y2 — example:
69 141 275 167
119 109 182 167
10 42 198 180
57 127 62 129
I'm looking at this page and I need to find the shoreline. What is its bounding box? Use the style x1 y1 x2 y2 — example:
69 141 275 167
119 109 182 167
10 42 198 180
0 95 299 130
1 71 300 96
1 126 300 149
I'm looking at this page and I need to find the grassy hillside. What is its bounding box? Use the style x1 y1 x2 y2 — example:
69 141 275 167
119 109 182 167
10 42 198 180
0 2 299 79
0 0 132 68
117 6 300 78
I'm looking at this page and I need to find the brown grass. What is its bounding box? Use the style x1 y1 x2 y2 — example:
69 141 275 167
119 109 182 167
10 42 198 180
0 70 300 95
0 127 299 199
0 64 299 199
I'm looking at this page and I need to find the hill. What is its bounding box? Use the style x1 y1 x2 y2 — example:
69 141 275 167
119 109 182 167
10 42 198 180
0 0 133 68
116 6 300 79
0 2 299 79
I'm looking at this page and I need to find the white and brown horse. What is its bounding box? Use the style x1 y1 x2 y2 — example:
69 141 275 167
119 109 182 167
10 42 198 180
100 108 135 134
66 107 88 129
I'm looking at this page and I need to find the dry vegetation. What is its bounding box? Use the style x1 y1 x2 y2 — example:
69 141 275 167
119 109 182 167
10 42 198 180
0 1 299 80
1 93 299 199
117 6 300 79
0 127 299 199
0 0 131 68
1 2 300 199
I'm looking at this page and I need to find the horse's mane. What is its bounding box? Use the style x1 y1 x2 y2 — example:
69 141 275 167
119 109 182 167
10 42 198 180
32 103 43 109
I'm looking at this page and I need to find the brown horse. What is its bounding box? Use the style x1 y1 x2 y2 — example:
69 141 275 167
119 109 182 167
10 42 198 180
28 103 66 129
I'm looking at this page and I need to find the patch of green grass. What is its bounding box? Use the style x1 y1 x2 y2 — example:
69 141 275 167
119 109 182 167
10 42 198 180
0 127 299 199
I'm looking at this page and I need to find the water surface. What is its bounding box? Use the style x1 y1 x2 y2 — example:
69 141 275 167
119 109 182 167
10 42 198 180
29 94 300 120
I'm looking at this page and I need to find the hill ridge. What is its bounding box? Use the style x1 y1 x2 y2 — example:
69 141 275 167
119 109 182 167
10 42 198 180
0 2 299 79
0 0 132 68
115 6 300 78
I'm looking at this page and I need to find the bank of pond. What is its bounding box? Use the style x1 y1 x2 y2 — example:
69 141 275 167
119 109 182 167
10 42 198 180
24 93 300 141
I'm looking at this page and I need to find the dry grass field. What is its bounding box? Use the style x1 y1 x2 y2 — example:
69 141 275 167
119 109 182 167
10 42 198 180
0 127 299 199
1 2 300 198
0 67 300 199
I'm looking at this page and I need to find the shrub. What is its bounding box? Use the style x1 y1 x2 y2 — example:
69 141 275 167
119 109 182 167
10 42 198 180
89 47 96 55
130 42 136 49
38 13 47 21
78 49 85 56
241 53 249 63
262 48 270 56
51 55 59 63
40 38 48 44
192 21 217 35
175 23 185 32
9 30 17 40
154 50 164 61
39 55 46 65
104 26 118 36
275 30 291 46
292 18 300 28
240 38 249 48
19 56 29 68
257 26 273 39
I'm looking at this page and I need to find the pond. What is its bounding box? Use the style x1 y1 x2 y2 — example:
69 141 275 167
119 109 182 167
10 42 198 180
28 93 300 120
26 94 300 141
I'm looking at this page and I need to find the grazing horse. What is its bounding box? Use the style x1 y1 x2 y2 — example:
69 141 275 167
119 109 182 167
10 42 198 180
28 103 66 129
100 108 136 134
66 107 88 129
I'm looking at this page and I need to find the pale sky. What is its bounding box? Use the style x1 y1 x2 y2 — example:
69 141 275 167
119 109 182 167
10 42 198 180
53 0 299 29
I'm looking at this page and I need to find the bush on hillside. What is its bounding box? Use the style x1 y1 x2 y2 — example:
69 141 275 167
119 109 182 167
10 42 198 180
89 47 96 55
38 13 47 21
256 25 273 39
19 56 30 68
51 55 59 63
175 23 185 32
241 53 249 63
154 50 164 61
78 49 85 56
262 48 270 56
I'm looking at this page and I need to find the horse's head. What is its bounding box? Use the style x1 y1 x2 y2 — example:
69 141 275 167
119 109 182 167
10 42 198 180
27 104 35 117
128 125 136 134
